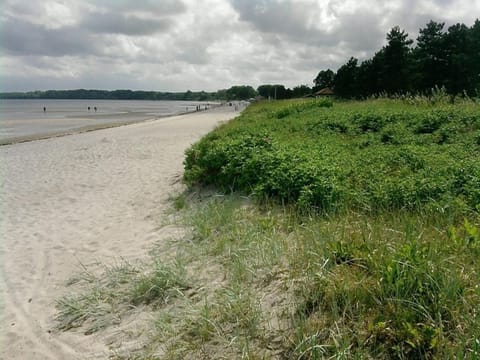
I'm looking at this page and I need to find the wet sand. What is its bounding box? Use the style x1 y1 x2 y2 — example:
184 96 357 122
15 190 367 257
0 106 239 359
0 107 208 146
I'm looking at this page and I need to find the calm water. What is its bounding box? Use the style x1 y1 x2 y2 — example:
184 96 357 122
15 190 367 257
0 99 211 142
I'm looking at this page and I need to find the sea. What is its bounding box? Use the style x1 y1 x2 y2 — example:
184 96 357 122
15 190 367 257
0 99 213 143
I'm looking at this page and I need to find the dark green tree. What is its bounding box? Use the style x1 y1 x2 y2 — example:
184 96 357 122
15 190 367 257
382 26 413 93
322 18 479 98
414 21 447 92
469 20 480 94
291 85 312 98
257 85 274 98
444 23 472 94
313 69 335 90
225 85 257 100
257 84 289 99
333 57 358 98
357 50 385 97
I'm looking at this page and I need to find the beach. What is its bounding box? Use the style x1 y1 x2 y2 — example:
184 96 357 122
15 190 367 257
0 106 240 359
0 99 213 145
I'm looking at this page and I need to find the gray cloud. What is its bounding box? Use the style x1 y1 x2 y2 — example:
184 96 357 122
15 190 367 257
229 1 385 55
0 0 478 92
81 13 173 36
1 19 94 56
78 0 187 36
334 11 385 52
230 0 317 39
100 0 187 15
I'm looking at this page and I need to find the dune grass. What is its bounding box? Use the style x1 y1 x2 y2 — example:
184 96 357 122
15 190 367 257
157 193 479 359
54 259 188 335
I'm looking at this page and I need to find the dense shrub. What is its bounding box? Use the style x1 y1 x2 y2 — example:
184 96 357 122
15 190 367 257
184 98 480 213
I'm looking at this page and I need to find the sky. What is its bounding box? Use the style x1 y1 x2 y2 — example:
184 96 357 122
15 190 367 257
1 0 479 92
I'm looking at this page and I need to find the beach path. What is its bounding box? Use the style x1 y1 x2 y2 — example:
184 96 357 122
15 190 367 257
0 107 239 359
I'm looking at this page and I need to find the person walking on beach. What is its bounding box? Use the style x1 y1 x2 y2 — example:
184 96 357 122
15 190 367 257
43 107 46 112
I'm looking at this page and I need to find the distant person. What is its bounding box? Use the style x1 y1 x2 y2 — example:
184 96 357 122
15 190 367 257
88 106 91 111
94 106 97 112
43 106 46 112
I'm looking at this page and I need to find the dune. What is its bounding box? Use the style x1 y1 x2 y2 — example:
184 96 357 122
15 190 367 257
0 106 240 359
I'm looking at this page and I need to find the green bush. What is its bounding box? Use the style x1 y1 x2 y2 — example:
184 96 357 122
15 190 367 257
184 98 480 214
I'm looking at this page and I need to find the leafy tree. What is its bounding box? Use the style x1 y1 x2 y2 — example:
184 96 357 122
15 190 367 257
225 85 257 100
313 69 335 90
257 85 274 99
291 85 312 98
274 85 288 99
257 84 290 99
182 90 194 100
215 89 228 100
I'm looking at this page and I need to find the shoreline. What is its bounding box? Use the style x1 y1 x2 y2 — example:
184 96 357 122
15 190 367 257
0 107 218 146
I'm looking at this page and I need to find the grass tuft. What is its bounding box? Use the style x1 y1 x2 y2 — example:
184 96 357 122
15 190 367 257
55 259 188 335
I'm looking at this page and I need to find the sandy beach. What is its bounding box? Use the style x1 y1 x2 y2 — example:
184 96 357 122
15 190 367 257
0 106 239 359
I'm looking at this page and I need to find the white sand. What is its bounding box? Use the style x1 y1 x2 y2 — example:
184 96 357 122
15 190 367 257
0 107 239 359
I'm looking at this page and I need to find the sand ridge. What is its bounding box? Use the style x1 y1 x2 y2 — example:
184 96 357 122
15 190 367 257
0 106 240 359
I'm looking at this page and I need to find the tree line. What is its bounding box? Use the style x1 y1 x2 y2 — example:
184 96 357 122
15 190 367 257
315 19 480 98
0 85 314 101
0 89 221 101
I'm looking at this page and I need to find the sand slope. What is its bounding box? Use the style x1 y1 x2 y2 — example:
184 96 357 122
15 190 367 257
0 107 238 359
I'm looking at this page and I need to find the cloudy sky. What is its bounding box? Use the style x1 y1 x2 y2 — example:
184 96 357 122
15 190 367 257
1 0 479 92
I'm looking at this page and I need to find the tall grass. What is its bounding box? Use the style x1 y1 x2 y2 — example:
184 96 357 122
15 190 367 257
174 194 480 358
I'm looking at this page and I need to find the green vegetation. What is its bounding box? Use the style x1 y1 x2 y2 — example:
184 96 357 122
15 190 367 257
55 97 479 359
185 97 480 214
178 97 480 358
